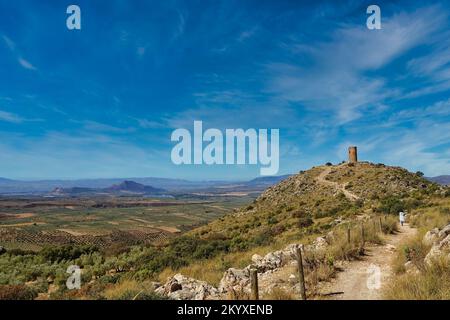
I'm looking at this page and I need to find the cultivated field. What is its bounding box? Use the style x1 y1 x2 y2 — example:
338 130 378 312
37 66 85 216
0 195 255 251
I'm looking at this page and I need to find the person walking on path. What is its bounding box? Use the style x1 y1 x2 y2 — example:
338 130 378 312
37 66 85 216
399 211 406 226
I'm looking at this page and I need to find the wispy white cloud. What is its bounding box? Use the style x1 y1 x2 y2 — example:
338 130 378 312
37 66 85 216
0 110 24 123
237 27 258 42
171 11 186 41
388 98 450 124
0 109 43 123
212 25 258 53
403 37 450 98
1 35 15 51
333 95 450 176
265 6 446 124
18 57 37 70
134 118 166 129
76 120 135 133
2 34 37 71
0 131 165 179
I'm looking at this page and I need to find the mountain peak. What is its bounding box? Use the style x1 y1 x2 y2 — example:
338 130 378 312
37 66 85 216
105 180 165 194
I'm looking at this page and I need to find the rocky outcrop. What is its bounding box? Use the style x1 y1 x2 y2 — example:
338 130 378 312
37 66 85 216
438 224 450 239
218 268 251 294
154 274 219 300
424 224 450 265
311 237 329 251
155 239 330 300
423 228 440 246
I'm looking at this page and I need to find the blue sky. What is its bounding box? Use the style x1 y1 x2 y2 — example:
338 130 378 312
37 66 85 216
1 0 450 180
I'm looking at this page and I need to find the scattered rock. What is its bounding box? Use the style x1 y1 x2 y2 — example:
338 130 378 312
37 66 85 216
170 282 182 292
404 261 419 274
438 224 450 239
326 231 335 242
438 234 450 251
331 217 344 227
423 228 440 246
385 244 396 252
251 254 263 265
424 228 450 266
155 274 219 300
150 281 161 290
251 244 298 273
312 237 329 250
424 246 443 266
218 268 250 294
288 274 297 284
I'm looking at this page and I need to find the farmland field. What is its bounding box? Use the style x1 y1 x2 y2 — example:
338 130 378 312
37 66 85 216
0 194 256 251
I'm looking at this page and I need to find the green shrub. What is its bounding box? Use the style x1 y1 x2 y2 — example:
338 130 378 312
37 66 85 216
297 216 314 228
0 284 38 300
40 245 98 263
378 196 404 214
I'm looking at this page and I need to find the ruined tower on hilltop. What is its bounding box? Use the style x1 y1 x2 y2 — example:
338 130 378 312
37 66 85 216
348 146 358 163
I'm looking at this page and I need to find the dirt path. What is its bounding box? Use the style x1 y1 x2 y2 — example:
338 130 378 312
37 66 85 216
316 166 360 201
319 224 417 300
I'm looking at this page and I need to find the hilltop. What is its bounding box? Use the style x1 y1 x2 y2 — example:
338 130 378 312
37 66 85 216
105 180 166 194
190 162 442 244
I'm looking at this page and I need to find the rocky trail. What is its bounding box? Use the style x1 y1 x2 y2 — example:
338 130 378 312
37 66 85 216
318 223 417 300
154 166 433 300
316 166 360 201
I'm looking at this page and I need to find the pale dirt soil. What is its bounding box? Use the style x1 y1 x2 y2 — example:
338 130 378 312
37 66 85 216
317 223 417 300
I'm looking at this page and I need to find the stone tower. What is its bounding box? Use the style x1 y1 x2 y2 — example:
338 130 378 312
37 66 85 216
348 146 358 163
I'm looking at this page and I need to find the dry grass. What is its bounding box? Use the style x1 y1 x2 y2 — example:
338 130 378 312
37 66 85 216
158 214 395 300
157 242 290 286
385 257 450 300
225 287 251 300
391 233 430 274
322 216 394 262
410 206 450 230
103 280 161 300
264 288 296 300
386 201 450 299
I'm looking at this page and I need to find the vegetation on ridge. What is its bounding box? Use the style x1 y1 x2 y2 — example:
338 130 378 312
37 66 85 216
0 161 448 299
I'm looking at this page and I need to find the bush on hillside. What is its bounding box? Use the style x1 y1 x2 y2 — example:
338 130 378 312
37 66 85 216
297 215 314 228
40 245 98 263
377 196 404 214
0 284 37 300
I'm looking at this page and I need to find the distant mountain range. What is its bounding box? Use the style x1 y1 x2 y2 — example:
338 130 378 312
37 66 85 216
50 180 167 196
0 173 446 195
427 175 450 185
0 175 292 195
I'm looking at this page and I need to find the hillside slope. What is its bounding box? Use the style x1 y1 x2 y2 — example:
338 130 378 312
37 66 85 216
190 162 441 245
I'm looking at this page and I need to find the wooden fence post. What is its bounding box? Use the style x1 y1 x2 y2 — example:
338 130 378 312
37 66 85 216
379 217 383 233
361 223 365 246
250 268 259 300
347 225 351 244
295 245 307 300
